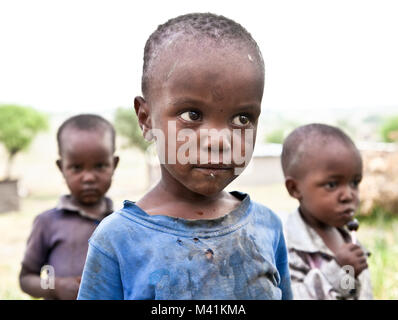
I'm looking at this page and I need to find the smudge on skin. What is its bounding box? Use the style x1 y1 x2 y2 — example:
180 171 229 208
248 54 253 62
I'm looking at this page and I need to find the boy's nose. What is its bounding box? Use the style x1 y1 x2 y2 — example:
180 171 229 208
200 129 232 152
81 170 96 183
339 185 356 202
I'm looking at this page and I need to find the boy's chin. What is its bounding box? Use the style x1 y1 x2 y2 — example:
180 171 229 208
77 196 103 207
184 177 236 197
190 186 224 197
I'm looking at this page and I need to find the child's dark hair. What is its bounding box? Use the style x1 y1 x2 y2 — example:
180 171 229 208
281 123 359 178
141 12 264 97
57 114 116 155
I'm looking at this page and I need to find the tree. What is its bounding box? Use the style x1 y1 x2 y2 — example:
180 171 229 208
114 107 155 187
265 128 285 144
380 116 398 142
0 104 48 180
114 107 152 152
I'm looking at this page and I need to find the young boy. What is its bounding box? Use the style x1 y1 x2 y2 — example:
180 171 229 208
19 114 119 300
77 13 292 300
281 123 373 299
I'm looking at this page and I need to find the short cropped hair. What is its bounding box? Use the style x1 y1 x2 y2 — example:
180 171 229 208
141 12 264 97
281 123 358 178
57 114 116 155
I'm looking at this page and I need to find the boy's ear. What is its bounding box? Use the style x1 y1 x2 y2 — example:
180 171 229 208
134 96 153 141
55 159 63 172
285 176 302 200
113 156 120 170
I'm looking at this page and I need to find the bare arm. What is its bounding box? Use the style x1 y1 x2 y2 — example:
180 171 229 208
19 265 55 299
19 265 81 300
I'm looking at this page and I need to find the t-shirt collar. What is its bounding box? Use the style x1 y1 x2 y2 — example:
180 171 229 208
285 208 352 257
56 194 114 221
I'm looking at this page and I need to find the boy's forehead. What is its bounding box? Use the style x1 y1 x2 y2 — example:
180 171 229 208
147 41 264 98
60 128 113 153
301 139 362 174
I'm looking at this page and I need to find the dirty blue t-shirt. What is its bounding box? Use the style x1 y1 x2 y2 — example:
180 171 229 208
77 191 292 300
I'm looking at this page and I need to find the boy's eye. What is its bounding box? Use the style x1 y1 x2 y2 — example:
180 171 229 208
325 181 337 190
350 179 361 188
180 111 201 122
232 115 251 126
95 163 106 170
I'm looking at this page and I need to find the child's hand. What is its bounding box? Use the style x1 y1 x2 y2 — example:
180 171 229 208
335 243 368 277
54 276 81 300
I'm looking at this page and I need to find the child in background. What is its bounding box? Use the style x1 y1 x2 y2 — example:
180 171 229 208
77 13 292 300
281 123 373 299
19 114 119 300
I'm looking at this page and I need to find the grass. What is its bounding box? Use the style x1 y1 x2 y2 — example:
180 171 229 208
357 213 398 300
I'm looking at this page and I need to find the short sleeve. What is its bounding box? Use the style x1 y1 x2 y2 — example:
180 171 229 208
21 214 50 273
77 242 124 300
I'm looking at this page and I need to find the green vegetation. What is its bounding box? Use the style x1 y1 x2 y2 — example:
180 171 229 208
380 115 398 142
0 104 48 180
265 128 285 144
113 107 152 152
358 210 398 300
113 106 155 188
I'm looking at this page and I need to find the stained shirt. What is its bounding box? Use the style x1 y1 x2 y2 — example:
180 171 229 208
21 195 113 278
284 209 373 300
77 191 293 300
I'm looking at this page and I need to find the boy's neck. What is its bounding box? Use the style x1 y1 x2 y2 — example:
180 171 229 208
298 206 347 254
298 207 333 232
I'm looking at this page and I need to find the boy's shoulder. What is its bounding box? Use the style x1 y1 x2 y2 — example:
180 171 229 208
249 198 284 230
88 203 141 242
283 208 310 241
86 203 151 260
33 207 64 224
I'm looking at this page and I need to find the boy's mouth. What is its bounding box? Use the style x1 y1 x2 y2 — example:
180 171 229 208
192 164 233 176
340 208 356 218
81 188 100 196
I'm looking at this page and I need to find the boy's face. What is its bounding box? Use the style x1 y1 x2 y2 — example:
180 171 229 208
57 129 118 206
291 141 363 228
139 43 264 196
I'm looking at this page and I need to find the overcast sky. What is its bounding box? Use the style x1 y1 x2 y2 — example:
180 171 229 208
1 0 397 116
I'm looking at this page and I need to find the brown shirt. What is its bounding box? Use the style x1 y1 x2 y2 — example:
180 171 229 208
21 195 113 277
